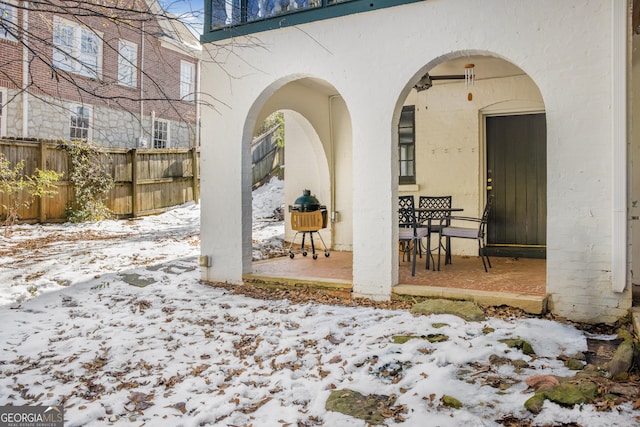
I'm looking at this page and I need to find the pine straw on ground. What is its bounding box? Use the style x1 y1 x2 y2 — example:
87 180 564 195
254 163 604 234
203 280 624 336
205 280 640 427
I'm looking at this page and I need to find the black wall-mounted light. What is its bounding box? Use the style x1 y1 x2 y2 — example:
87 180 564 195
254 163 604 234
414 63 475 92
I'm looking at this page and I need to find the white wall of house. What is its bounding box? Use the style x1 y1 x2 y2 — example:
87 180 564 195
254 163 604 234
200 0 631 323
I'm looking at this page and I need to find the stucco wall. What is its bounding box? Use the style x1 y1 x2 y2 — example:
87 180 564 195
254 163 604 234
199 0 630 323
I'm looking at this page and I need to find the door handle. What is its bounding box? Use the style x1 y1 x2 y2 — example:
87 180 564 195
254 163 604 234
487 185 493 191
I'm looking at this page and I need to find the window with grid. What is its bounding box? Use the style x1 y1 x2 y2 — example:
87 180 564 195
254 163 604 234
180 61 195 102
118 40 137 87
0 1 17 42
153 119 169 148
211 1 356 28
398 105 415 184
53 17 102 79
69 105 90 141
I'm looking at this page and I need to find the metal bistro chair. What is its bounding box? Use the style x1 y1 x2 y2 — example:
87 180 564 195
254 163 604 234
419 195 452 269
398 195 417 262
438 197 493 272
399 195 429 276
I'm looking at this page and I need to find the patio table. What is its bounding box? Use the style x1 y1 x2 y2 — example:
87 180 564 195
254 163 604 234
414 207 463 270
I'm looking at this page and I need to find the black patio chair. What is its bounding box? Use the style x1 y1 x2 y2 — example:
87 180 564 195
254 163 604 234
418 195 452 269
438 197 493 272
399 195 429 276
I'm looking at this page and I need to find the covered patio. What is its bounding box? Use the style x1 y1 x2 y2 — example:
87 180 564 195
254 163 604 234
247 252 547 314
200 0 633 324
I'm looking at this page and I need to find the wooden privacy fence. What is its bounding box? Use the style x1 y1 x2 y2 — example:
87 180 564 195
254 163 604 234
0 139 200 223
252 124 283 187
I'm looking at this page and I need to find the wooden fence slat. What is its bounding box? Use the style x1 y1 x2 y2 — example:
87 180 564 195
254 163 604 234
39 141 46 222
0 140 200 223
131 148 138 218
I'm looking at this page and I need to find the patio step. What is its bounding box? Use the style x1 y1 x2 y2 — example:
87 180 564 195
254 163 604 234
243 274 352 298
393 284 548 315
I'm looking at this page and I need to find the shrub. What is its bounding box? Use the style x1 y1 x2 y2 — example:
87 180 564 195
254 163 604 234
0 153 62 227
61 140 114 222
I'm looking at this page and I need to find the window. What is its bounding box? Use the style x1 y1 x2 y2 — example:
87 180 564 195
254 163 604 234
212 0 324 28
53 17 102 79
118 40 137 87
69 105 91 141
0 1 17 42
180 61 195 102
0 88 6 137
209 0 361 30
153 119 169 148
398 105 415 185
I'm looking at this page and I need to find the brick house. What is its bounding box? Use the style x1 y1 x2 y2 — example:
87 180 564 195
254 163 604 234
0 0 201 148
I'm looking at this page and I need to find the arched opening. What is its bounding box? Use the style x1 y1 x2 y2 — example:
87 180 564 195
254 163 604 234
244 77 353 282
392 53 547 299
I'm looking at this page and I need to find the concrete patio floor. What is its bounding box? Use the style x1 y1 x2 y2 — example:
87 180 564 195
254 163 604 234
246 250 547 314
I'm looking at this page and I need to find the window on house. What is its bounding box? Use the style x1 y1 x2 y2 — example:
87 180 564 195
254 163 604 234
398 105 415 185
118 40 137 87
153 119 169 148
0 1 17 42
69 105 91 141
180 61 195 102
53 17 102 79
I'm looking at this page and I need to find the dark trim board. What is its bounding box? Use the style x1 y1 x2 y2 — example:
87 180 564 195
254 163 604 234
485 245 546 259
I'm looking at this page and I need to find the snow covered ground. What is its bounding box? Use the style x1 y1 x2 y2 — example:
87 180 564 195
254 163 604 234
0 178 634 426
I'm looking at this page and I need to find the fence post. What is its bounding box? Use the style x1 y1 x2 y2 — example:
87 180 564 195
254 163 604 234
191 147 199 203
39 141 47 222
131 148 138 217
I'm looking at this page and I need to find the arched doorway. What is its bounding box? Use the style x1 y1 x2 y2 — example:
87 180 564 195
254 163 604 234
393 53 547 300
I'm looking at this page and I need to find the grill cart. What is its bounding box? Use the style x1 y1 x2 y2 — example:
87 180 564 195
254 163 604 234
288 190 330 260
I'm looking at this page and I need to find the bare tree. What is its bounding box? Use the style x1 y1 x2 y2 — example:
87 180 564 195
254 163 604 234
0 0 206 147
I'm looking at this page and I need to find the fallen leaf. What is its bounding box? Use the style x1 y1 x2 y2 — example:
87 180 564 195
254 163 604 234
328 355 342 364
165 402 187 414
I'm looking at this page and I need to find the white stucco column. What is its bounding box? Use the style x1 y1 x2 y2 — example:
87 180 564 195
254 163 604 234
351 105 397 300
198 61 251 284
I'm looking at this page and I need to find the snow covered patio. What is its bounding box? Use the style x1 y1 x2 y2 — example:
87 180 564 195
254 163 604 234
248 251 547 315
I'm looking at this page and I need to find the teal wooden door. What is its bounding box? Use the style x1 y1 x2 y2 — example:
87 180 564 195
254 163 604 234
486 114 546 258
